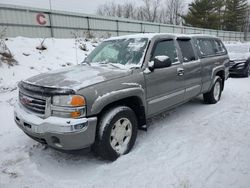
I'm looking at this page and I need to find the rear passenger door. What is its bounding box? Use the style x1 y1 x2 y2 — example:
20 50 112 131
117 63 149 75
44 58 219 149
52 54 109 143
177 38 202 100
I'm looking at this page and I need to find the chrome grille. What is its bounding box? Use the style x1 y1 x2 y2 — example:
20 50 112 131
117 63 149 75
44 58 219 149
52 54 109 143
19 92 46 115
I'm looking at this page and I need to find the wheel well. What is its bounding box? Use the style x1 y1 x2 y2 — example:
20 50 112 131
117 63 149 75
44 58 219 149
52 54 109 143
97 96 146 128
216 70 225 90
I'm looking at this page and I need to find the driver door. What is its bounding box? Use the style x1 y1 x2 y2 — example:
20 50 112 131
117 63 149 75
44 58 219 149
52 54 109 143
144 39 186 116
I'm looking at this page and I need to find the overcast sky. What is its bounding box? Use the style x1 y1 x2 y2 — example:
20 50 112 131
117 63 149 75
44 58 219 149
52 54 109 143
0 0 191 14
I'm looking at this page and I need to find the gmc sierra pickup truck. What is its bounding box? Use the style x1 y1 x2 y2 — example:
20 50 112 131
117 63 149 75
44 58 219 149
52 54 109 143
14 33 229 161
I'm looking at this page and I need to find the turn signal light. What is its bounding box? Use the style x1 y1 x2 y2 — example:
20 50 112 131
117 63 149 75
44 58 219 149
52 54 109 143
70 96 86 106
71 111 81 118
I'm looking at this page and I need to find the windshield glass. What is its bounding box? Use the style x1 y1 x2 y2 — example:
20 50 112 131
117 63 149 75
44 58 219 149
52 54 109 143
85 38 149 67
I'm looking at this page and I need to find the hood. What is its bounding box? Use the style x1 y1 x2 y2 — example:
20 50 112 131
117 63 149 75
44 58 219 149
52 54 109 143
24 64 132 91
229 52 250 61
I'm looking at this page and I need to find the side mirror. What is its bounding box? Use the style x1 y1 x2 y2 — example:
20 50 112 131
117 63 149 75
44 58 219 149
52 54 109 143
149 56 172 71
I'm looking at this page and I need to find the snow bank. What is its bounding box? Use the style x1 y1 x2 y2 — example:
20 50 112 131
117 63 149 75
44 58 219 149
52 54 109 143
0 37 99 94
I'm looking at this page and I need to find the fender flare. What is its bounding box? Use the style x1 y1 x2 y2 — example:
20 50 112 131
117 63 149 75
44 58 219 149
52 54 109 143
209 66 225 90
91 87 146 115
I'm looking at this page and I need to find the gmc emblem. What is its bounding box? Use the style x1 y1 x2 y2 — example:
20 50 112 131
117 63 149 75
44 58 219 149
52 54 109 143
20 95 32 105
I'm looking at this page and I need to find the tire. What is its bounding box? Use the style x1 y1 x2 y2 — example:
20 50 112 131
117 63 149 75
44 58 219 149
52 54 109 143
93 106 138 161
203 76 222 104
243 65 250 77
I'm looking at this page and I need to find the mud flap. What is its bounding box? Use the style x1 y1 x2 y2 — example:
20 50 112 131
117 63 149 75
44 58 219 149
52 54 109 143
139 124 147 131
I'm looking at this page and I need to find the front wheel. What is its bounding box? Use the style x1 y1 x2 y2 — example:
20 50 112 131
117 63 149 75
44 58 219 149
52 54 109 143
93 106 138 161
203 76 222 104
243 65 250 77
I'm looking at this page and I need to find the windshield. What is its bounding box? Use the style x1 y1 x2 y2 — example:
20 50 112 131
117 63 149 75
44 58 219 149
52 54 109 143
85 38 149 67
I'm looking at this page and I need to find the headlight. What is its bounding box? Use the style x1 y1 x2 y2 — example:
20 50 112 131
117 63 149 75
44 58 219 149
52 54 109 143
236 62 246 69
53 95 86 106
52 95 86 118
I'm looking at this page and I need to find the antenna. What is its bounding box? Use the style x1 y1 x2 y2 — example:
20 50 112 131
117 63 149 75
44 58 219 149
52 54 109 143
71 31 79 65
75 39 79 65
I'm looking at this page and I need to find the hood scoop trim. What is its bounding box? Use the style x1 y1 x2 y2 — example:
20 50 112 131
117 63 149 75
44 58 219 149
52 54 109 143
19 81 76 96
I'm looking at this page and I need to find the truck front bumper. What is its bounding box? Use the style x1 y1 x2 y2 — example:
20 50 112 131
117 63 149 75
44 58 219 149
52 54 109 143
14 103 97 150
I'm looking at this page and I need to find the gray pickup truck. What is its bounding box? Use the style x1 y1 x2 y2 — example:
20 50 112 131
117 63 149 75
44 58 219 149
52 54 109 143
14 33 229 161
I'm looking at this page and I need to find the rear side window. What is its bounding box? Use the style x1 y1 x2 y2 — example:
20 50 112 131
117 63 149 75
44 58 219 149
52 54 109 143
177 39 197 62
197 39 215 56
197 38 227 57
152 40 179 63
213 40 227 55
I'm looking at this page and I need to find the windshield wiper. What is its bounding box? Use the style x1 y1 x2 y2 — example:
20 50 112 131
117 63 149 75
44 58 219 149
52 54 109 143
106 63 121 69
98 61 122 69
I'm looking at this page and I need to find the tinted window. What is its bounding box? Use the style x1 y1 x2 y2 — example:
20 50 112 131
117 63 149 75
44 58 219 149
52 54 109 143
177 39 197 62
197 39 215 56
213 40 227 54
152 40 179 63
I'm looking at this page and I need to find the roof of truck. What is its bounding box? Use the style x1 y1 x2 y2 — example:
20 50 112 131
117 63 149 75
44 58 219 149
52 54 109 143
105 33 220 41
105 33 164 41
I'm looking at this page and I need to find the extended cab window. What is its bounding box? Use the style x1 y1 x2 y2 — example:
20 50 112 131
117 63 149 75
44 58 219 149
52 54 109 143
177 39 197 62
197 39 226 58
197 39 216 57
152 40 179 63
213 40 227 55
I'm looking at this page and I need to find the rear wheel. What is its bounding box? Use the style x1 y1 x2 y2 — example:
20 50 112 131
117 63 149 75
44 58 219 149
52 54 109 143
203 76 222 104
93 106 138 161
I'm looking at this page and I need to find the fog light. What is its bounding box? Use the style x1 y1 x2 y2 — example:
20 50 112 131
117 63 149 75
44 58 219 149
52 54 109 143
51 136 62 148
74 123 87 130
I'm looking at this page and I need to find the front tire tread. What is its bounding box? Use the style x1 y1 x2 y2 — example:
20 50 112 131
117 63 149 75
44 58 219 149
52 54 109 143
93 106 138 161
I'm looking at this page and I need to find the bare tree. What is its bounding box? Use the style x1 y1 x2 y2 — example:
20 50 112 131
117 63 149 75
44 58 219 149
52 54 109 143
97 1 135 19
123 2 136 19
116 4 123 17
97 2 118 17
140 0 161 22
165 0 185 25
96 0 184 25
158 7 170 24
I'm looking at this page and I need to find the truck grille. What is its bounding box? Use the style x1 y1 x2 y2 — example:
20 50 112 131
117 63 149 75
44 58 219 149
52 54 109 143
19 92 46 115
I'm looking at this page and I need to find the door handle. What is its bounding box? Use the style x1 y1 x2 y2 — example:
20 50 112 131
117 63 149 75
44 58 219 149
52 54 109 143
177 68 184 76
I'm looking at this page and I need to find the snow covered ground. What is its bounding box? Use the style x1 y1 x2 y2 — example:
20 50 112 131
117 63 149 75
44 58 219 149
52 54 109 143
1 38 250 188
